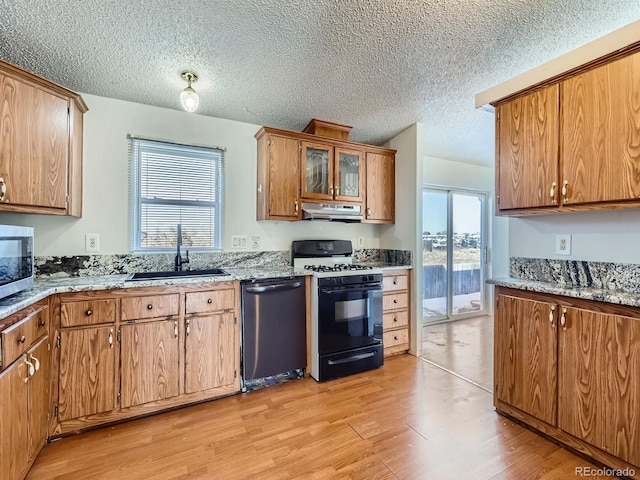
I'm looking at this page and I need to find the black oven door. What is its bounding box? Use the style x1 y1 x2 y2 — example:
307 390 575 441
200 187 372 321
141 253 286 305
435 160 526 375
317 282 383 354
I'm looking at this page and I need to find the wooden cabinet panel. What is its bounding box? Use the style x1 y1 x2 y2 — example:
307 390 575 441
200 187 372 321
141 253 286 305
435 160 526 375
27 337 49 459
58 326 117 421
120 320 180 407
185 289 234 315
494 294 557 426
382 273 408 292
262 134 300 220
383 310 408 330
121 294 179 321
559 307 640 467
383 292 408 311
561 52 640 205
61 299 116 327
185 313 236 394
1 306 47 368
334 148 364 202
365 152 395 223
496 85 559 210
0 353 29 480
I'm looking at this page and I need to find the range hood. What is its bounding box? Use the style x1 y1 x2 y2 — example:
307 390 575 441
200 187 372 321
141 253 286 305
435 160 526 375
301 202 363 222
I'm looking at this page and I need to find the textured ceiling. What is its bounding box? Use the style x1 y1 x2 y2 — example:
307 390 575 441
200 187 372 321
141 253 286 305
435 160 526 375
1 1 639 166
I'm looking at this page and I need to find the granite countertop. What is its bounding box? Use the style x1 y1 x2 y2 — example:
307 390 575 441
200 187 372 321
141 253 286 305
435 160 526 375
0 262 412 323
488 277 640 308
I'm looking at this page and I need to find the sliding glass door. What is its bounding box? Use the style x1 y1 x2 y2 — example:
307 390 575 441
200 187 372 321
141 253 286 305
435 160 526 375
422 187 487 324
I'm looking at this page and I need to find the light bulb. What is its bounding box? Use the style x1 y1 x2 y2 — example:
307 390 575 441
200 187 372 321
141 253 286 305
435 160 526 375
180 86 199 113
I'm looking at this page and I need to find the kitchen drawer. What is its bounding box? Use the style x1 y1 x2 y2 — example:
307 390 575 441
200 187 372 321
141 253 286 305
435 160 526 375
1 306 48 368
383 292 408 311
185 289 235 314
61 299 116 327
383 310 408 330
383 328 409 348
121 294 180 321
383 272 408 292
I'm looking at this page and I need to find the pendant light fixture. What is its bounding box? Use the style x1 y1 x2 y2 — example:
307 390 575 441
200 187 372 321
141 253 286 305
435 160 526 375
180 71 199 113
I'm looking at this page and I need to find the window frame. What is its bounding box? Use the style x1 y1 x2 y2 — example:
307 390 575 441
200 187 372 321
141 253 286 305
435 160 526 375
128 135 225 253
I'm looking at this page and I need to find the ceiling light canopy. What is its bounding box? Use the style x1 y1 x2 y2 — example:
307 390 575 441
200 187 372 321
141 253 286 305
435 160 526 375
180 71 199 113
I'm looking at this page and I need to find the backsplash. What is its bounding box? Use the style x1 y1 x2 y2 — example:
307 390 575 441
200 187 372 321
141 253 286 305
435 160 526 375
510 257 640 294
36 249 412 277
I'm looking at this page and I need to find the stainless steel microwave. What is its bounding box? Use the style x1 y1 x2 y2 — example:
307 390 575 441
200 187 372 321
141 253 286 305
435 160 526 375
0 225 34 300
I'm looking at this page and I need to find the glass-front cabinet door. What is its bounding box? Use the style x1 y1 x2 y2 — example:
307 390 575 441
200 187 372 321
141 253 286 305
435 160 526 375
334 148 364 202
301 142 334 200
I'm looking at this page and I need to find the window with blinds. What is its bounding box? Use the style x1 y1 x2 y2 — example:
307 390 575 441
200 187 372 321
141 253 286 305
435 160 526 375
129 137 225 251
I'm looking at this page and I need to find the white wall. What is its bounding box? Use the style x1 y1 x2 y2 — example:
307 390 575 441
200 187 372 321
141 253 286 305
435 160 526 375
0 94 382 256
423 156 509 279
510 209 640 264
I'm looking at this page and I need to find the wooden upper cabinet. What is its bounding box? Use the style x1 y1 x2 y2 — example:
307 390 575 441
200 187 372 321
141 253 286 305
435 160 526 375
365 151 395 223
0 59 86 216
561 51 640 206
256 132 300 221
496 84 559 211
494 293 557 426
58 326 117 421
334 148 365 203
558 307 640 467
301 142 334 200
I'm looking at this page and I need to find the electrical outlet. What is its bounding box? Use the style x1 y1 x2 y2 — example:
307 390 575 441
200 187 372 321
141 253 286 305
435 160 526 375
231 235 248 249
357 236 364 248
556 234 571 256
251 236 260 250
85 233 100 252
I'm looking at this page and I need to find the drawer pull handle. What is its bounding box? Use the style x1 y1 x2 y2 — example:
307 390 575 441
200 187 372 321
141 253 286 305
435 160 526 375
186 319 190 336
207 298 213 304
85 310 92 316
393 317 398 323
393 278 398 285
39 319 46 327
147 304 153 310
394 336 398 341
393 299 398 304
30 354 40 372
18 335 26 344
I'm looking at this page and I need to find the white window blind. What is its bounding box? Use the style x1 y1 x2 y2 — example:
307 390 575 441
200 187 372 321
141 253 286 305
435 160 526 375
129 136 225 251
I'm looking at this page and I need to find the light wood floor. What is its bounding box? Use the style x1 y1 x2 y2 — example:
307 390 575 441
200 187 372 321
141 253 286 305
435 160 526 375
422 315 494 392
27 355 613 480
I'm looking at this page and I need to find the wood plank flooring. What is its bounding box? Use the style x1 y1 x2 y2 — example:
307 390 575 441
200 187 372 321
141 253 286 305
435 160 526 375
27 354 616 479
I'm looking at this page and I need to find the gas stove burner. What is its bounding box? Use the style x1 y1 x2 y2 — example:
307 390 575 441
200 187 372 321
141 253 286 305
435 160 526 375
304 263 374 273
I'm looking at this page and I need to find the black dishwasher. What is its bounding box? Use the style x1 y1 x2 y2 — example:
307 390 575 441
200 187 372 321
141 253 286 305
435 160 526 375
241 277 306 385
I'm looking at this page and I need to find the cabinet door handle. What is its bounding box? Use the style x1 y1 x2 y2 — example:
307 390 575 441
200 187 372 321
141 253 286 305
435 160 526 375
560 308 567 330
366 207 371 218
0 177 6 201
29 354 40 372
108 328 114 348
24 358 35 381
186 319 190 336
550 182 556 204
18 335 26 344
562 180 569 203
549 305 556 327
174 321 178 338
294 200 298 215
86 309 92 316
330 186 334 197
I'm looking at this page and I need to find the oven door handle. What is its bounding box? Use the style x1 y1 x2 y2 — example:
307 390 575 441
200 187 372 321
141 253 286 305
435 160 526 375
328 351 377 365
319 284 381 294
245 282 303 293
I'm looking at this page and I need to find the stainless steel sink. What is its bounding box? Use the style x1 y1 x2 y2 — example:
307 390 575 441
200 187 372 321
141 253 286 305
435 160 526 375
125 268 230 281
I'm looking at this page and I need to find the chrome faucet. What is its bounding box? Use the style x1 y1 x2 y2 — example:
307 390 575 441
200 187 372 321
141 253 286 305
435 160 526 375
175 224 189 271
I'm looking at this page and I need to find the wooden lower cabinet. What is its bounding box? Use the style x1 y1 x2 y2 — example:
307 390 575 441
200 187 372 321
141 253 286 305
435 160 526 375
58 326 117 421
120 320 180 407
54 282 240 435
185 313 236 394
495 287 640 475
382 270 410 356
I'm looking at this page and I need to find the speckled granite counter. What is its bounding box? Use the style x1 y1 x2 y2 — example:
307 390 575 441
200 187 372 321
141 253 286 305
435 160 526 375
0 262 412 323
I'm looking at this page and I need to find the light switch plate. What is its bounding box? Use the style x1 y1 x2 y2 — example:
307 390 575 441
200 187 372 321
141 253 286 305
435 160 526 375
85 233 100 252
556 234 571 256
231 235 248 249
